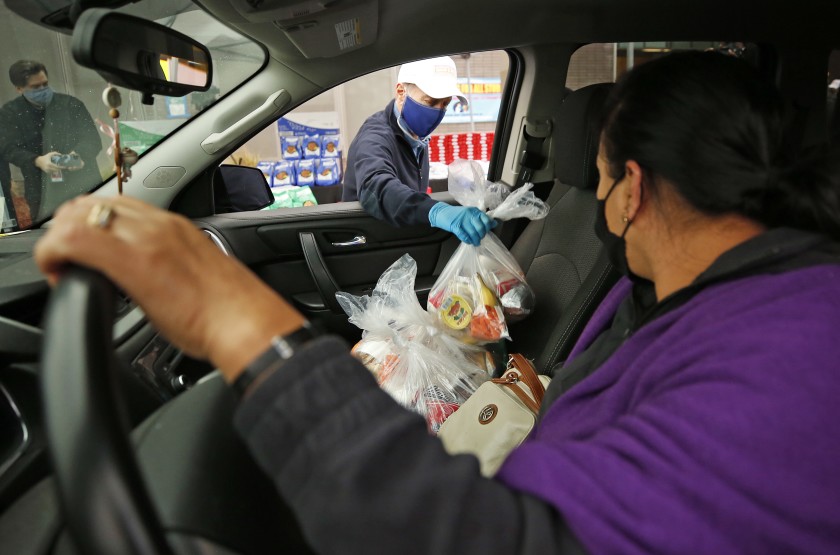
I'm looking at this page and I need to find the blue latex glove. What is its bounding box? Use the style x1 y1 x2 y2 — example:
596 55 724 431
428 202 497 246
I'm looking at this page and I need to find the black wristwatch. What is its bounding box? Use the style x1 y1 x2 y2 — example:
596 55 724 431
231 322 318 400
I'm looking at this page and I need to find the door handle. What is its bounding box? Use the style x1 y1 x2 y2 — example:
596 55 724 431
331 235 366 247
299 232 343 314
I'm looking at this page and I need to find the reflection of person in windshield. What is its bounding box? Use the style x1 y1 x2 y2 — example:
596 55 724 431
0 60 101 226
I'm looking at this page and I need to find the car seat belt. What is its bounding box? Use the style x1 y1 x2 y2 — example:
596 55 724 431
496 121 551 248
514 142 544 189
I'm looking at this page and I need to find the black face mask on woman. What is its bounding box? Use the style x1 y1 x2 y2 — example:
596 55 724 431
594 173 637 278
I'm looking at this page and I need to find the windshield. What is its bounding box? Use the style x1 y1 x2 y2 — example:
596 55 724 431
0 0 265 232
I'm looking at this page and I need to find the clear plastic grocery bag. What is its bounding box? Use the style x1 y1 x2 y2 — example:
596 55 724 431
427 232 535 342
426 160 548 342
447 159 549 220
337 254 491 433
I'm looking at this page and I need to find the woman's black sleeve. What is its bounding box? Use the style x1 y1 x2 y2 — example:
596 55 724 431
234 336 588 555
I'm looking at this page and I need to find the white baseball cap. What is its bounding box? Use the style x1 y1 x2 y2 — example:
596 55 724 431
398 56 468 105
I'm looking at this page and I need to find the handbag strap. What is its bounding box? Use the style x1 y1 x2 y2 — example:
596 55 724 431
508 353 546 407
490 353 546 414
503 380 541 413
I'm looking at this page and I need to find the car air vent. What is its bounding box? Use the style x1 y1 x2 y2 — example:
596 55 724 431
114 289 133 317
0 384 29 477
203 229 230 256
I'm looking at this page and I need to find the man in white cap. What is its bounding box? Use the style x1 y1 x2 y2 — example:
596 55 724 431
342 56 496 245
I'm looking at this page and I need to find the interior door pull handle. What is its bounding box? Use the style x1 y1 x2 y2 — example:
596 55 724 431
299 232 343 314
201 90 291 154
332 235 366 247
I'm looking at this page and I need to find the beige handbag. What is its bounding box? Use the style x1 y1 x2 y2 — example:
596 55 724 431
438 353 550 476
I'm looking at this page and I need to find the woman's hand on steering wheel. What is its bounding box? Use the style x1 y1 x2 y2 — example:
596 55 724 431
34 195 306 379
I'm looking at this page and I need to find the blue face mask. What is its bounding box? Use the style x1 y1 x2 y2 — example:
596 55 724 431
23 87 54 107
400 95 446 139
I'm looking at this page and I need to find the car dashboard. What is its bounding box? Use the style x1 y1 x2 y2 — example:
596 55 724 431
0 229 213 516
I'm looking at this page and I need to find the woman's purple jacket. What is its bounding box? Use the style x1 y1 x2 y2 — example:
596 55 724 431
498 266 840 553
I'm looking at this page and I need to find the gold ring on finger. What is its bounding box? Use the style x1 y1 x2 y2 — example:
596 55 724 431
86 203 115 230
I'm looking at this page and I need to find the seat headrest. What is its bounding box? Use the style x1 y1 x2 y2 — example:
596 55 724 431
555 83 614 189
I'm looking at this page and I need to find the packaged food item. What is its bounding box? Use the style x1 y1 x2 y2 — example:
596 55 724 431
423 385 460 434
429 268 509 343
321 134 340 158
51 152 83 169
303 134 322 159
272 160 295 186
351 337 400 383
478 251 534 321
265 189 291 210
281 136 302 160
315 158 339 186
338 254 491 433
295 159 316 186
264 185 318 209
256 161 275 186
292 185 317 206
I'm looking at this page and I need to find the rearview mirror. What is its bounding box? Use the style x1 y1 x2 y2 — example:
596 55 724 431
71 8 212 101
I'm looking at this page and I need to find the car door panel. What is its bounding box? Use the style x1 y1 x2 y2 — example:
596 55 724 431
194 199 458 341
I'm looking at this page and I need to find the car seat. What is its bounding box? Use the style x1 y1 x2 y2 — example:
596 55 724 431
507 83 619 376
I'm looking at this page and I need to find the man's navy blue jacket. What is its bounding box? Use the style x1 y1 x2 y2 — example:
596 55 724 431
342 100 437 227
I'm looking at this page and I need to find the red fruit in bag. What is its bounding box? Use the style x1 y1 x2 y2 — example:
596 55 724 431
428 288 444 309
426 401 460 434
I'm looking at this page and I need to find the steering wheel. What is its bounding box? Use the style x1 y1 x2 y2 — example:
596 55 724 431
40 267 312 554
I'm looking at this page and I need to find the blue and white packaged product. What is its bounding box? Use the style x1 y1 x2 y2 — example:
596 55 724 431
321 134 340 158
303 134 322 159
256 161 275 186
281 136 302 160
315 158 340 186
295 159 316 186
273 160 295 186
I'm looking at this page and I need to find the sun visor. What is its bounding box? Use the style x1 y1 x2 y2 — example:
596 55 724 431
231 0 378 58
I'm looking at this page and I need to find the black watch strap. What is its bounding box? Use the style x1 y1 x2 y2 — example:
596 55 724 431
231 322 318 399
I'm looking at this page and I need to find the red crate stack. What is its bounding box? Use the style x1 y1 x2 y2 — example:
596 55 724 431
428 132 495 165
428 134 446 163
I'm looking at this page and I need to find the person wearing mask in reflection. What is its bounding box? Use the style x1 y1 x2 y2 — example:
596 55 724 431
0 60 101 224
342 56 496 245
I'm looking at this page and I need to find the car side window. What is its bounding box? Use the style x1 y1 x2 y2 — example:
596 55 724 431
229 50 510 212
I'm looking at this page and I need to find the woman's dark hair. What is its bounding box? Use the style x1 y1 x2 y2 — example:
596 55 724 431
601 50 840 239
9 60 47 88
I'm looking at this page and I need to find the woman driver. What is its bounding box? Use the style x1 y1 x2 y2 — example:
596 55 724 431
35 51 840 554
